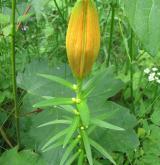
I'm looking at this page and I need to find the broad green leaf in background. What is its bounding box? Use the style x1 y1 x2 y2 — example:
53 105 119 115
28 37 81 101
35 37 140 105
0 148 46 165
87 66 124 107
17 61 74 164
82 68 110 98
124 0 160 56
90 101 139 153
42 128 68 151
17 60 74 98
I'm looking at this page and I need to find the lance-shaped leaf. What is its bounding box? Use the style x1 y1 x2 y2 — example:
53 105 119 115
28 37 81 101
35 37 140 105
60 138 79 165
58 105 75 113
91 118 125 131
82 68 108 98
38 120 71 128
41 128 68 151
65 152 80 165
33 98 73 108
42 140 63 152
90 138 116 165
37 73 74 90
82 130 93 165
77 100 90 127
78 150 84 165
63 116 80 148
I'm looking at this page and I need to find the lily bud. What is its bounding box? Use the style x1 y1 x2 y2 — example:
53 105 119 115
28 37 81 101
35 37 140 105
66 0 100 79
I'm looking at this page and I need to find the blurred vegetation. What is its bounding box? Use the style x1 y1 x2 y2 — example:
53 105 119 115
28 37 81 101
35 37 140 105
1 0 160 164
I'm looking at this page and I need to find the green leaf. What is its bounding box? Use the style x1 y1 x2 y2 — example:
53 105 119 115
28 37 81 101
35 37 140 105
82 131 93 165
42 140 63 152
82 68 109 98
124 0 160 56
37 73 74 90
91 118 125 131
0 148 46 165
78 150 84 165
38 120 71 128
63 116 80 148
33 97 73 108
77 100 90 127
42 129 68 151
65 152 80 165
17 62 74 164
0 13 10 24
139 125 160 164
151 108 160 126
90 138 116 165
60 138 79 165
58 105 75 113
87 67 124 106
17 61 74 98
90 101 139 153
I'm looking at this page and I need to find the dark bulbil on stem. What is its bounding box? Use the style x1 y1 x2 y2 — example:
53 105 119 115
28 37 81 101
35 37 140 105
11 0 21 150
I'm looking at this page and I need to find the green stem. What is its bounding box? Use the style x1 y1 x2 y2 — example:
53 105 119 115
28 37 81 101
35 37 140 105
11 0 20 150
76 79 85 164
106 3 115 67
129 30 135 114
0 127 13 148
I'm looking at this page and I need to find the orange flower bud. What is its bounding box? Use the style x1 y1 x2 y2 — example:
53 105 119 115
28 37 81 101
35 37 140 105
66 0 100 79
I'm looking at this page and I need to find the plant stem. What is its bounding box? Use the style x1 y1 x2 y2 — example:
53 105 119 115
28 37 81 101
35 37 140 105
129 29 135 114
0 127 13 148
76 79 85 164
106 3 115 67
11 0 20 150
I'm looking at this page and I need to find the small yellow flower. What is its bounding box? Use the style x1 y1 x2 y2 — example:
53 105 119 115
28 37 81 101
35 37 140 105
66 0 100 79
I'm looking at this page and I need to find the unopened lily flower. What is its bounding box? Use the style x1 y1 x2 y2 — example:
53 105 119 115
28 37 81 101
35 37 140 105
66 0 100 79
